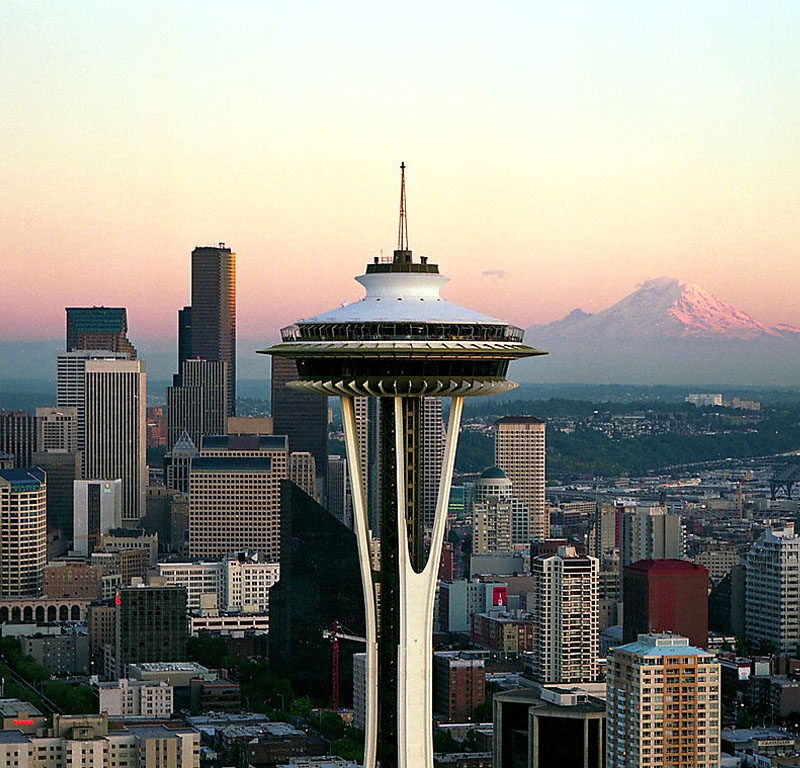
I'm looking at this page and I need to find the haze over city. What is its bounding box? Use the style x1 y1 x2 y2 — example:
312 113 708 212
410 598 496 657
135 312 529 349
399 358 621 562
2 1 800 345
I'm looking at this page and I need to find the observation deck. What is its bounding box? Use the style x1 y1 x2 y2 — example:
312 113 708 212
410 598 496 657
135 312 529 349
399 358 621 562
263 251 544 397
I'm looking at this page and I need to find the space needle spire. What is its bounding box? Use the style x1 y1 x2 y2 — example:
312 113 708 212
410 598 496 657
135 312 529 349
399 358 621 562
397 161 409 254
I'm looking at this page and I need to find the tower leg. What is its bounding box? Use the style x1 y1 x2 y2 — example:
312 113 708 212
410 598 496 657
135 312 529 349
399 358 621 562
395 396 463 768
341 397 378 768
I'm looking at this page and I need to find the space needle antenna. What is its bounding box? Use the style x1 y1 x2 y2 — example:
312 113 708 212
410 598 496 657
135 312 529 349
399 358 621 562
397 162 409 252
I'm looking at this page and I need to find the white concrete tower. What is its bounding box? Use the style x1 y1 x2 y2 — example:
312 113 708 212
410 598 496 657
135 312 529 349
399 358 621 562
261 165 543 768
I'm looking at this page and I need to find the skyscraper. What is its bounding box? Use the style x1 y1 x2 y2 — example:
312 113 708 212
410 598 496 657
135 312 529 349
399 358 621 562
57 351 129 455
271 356 328 500
165 358 228 450
494 416 548 541
0 411 39 468
606 634 720 768
187 434 288 559
261 166 542 768
421 397 445 534
66 307 137 358
83 359 146 523
0 468 47 597
190 244 236 416
177 306 192 369
530 545 598 684
619 504 685 571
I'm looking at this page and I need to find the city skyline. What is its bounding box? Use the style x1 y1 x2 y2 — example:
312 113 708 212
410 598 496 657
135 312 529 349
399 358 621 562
2 2 800 343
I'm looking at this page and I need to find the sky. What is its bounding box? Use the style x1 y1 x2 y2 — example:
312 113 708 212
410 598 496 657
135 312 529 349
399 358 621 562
2 1 799 345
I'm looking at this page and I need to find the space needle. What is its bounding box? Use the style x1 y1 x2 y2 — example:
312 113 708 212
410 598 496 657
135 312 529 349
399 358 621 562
261 165 544 768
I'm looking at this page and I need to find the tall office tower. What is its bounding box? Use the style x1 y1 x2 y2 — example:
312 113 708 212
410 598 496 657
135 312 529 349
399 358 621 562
190 244 236 416
66 306 137 358
620 504 685 572
177 306 192 369
31 450 81 552
271 356 328 500
590 503 617 557
530 545 598 684
35 407 78 452
73 479 123 556
421 397 445 533
261 166 541 768
354 395 383 532
0 468 47 597
327 454 351 526
57 351 129 454
494 416 548 541
606 634 720 768
83 359 146 523
165 359 228 450
288 451 318 501
0 411 40 468
746 524 800 653
115 584 188 677
187 434 288 559
472 495 512 555
623 559 709 648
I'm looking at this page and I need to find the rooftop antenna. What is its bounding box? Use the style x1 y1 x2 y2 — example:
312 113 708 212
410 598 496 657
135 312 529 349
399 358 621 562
397 162 409 252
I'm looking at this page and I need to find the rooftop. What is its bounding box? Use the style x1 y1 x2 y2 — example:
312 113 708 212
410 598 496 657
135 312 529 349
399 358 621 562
201 434 287 453
479 467 508 480
0 468 45 490
614 633 714 659
495 416 546 425
0 698 45 718
626 559 709 574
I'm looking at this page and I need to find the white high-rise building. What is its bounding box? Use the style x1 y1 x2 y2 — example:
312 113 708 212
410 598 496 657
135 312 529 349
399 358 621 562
83 359 146 523
73 479 123 556
746 524 800 653
494 416 547 540
607 634 721 768
620 504 685 569
57 351 129 455
530 545 598 684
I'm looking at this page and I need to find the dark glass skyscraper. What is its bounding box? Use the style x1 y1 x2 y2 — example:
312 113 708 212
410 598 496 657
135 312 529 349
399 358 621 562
271 356 328 500
190 245 236 416
177 305 192 373
65 307 137 359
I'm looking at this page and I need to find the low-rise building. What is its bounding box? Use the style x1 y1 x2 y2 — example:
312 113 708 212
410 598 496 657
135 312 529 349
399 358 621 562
95 678 173 718
470 613 534 657
20 632 89 675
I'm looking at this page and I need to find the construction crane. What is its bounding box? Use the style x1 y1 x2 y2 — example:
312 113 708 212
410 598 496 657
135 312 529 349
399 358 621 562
322 621 366 711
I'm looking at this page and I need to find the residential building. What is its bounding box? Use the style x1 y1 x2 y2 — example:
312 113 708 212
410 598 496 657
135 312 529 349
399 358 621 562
530 546 599 684
0 468 47 597
619 504 684 574
494 417 547 541
66 306 137 358
623 559 709 648
165 359 228 450
96 678 173 718
20 632 89 675
190 244 236 415
271 356 328 499
472 496 513 556
470 613 534 657
433 652 485 722
188 434 287 559
73 479 123 556
606 633 721 768
83 358 146 523
746 525 800 654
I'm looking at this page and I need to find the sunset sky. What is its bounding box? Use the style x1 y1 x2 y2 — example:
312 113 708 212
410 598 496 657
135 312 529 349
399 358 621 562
2 1 799 344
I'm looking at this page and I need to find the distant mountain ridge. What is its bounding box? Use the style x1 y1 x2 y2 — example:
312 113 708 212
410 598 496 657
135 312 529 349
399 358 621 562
532 277 800 341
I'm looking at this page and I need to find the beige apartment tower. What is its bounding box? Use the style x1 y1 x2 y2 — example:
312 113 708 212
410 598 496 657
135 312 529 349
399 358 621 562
530 545 599 684
494 416 547 540
606 634 720 768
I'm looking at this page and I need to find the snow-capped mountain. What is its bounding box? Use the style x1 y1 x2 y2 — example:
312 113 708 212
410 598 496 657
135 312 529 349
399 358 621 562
531 278 800 341
514 278 800 385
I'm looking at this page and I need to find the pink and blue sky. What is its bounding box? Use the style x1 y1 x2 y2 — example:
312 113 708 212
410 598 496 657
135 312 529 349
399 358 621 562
2 1 799 343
